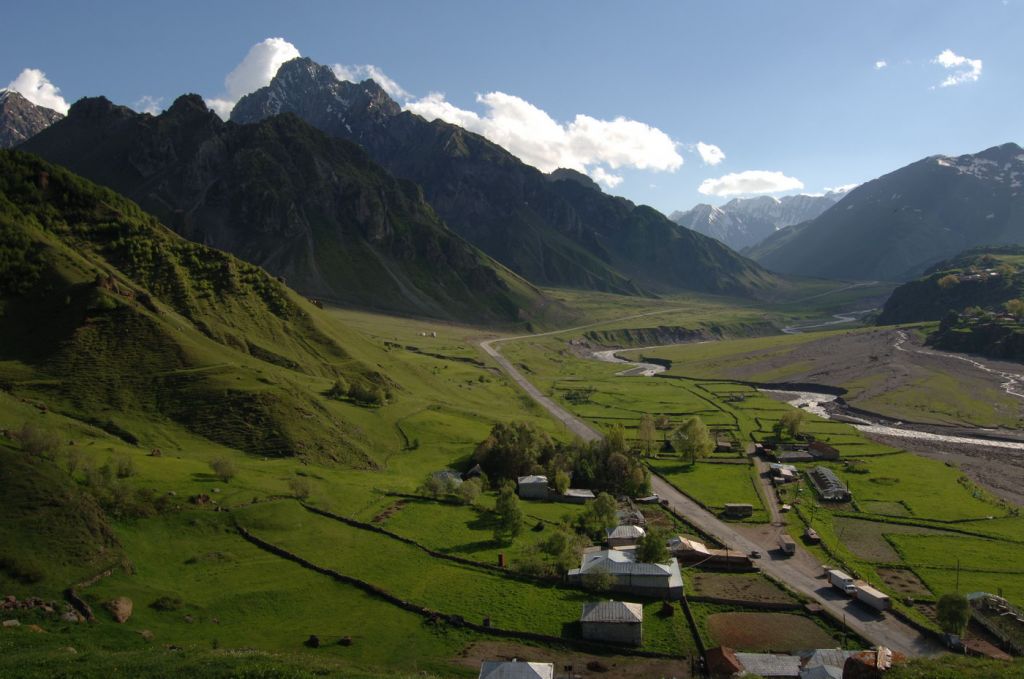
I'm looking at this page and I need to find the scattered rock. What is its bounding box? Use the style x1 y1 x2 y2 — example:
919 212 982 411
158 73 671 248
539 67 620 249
167 490 177 497
26 624 45 633
338 636 353 646
2 619 20 628
182 614 194 624
149 448 162 457
61 611 84 624
190 494 211 505
61 646 77 655
211 488 221 494
105 597 133 623
305 634 320 648
139 629 155 641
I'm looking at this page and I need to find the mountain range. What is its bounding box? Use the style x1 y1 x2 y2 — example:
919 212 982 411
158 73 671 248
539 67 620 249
21 94 550 324
669 191 847 251
0 90 63 148
230 57 779 298
747 143 1024 281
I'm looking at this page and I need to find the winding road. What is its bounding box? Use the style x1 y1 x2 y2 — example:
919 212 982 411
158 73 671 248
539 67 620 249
480 323 944 658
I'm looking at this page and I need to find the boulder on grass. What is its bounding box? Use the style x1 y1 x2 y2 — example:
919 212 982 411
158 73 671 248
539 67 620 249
105 597 133 623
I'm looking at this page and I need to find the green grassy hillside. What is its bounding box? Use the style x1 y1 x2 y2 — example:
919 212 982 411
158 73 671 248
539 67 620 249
0 149 386 464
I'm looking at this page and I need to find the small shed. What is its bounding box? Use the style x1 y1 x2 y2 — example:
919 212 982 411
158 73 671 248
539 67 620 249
723 503 753 518
516 475 549 500
462 464 485 481
580 600 643 646
606 524 646 548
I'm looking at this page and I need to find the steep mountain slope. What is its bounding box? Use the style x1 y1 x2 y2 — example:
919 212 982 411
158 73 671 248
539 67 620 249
231 57 779 298
750 143 1024 281
878 246 1024 324
21 95 547 324
0 90 63 148
0 150 388 465
670 192 844 250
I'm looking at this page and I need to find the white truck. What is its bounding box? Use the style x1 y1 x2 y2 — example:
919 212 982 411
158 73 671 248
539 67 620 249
854 581 892 611
827 569 857 595
779 534 797 556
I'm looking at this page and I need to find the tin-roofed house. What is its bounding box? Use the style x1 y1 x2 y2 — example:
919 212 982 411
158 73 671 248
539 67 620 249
516 475 549 500
580 600 643 646
478 660 554 679
606 524 646 548
567 549 683 600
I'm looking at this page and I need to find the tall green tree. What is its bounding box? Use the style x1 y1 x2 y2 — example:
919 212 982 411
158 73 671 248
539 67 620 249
936 593 970 635
672 416 714 465
779 410 806 438
635 527 670 564
493 481 524 543
577 492 618 539
638 413 655 455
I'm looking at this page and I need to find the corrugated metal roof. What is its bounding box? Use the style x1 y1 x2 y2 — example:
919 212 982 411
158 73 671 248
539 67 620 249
517 475 548 484
607 525 646 540
478 660 554 679
578 550 673 576
580 600 643 624
734 652 801 677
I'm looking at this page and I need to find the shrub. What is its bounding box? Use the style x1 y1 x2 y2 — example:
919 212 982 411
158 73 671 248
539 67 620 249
458 477 482 505
581 566 613 592
288 477 311 499
114 455 137 479
209 457 237 483
150 596 184 612
16 422 62 457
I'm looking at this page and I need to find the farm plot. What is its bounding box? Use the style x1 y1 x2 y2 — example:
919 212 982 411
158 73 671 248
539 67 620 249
689 572 797 606
887 534 1024 607
703 612 837 652
831 517 950 563
649 459 768 522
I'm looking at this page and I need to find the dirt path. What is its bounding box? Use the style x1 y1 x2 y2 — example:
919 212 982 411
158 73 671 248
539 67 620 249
482 320 944 658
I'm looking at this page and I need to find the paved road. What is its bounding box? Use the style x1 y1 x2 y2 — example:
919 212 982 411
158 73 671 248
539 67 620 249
482 329 944 658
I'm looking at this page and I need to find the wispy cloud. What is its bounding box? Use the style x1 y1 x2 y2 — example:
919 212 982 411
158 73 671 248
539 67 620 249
206 37 301 119
133 95 164 115
874 60 888 70
331 64 410 101
405 91 683 189
932 49 982 87
695 141 725 166
698 170 804 197
5 68 69 114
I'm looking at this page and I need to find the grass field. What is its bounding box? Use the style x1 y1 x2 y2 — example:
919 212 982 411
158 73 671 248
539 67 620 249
648 459 768 522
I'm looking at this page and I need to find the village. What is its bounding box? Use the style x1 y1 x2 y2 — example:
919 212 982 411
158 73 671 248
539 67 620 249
427 413 1024 679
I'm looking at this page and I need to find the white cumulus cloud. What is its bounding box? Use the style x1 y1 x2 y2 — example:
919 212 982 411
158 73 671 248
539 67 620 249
206 37 301 119
5 68 69 114
696 141 725 166
874 60 888 70
331 63 410 101
133 95 164 115
932 49 982 87
405 90 683 188
698 170 804 197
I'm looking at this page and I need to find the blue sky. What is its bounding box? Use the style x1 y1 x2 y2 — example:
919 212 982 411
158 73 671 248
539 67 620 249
2 1 1021 213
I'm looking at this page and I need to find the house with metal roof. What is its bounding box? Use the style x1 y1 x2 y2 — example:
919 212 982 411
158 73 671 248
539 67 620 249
606 524 646 548
580 600 643 646
567 548 683 599
516 475 549 500
478 659 554 679
560 488 596 504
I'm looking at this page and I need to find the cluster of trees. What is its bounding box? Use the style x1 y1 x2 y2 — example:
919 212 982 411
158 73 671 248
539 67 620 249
471 422 649 497
326 375 389 407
